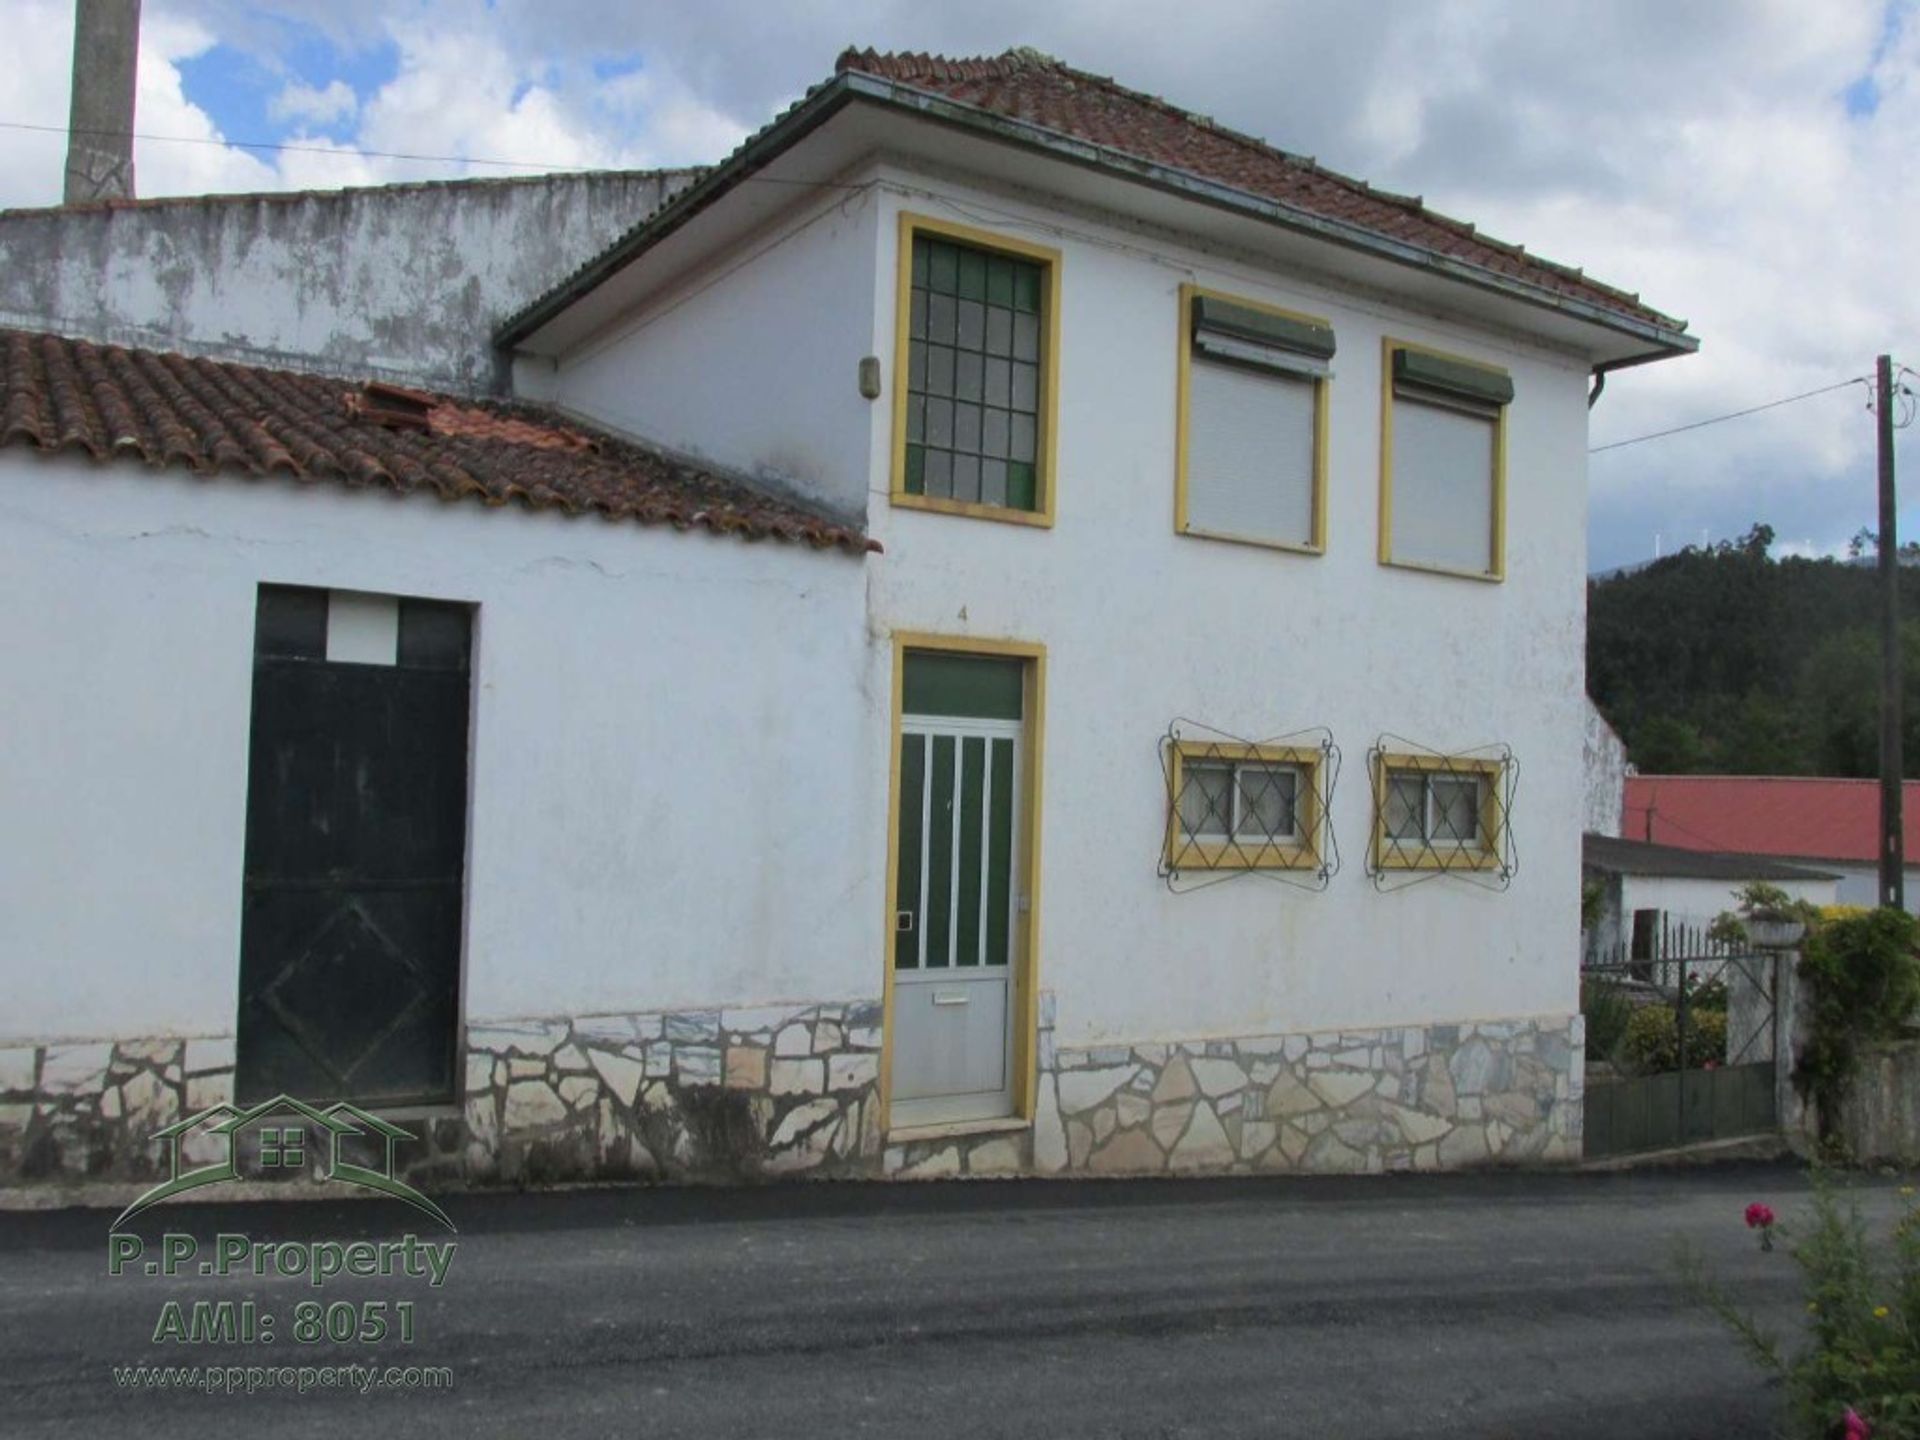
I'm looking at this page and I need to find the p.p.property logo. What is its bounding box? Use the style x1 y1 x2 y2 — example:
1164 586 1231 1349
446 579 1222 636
106 1095 457 1397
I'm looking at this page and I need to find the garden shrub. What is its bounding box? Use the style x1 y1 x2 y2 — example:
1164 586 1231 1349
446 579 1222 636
1797 908 1920 1145
1686 972 1730 1013
1620 1004 1726 1073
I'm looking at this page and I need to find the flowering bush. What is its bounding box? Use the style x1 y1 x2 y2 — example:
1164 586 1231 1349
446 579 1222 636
1689 1174 1920 1437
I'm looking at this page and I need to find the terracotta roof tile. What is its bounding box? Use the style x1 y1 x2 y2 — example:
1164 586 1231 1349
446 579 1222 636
0 328 876 555
836 47 1679 333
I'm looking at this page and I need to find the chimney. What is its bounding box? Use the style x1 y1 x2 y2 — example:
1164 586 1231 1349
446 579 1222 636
64 0 141 204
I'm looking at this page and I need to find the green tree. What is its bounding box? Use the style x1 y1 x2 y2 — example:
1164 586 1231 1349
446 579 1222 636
1588 521 1920 778
1631 715 1709 773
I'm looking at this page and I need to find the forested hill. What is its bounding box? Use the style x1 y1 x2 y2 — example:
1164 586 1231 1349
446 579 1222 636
1587 524 1920 776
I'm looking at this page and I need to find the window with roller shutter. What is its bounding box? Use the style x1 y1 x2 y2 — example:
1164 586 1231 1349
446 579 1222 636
1380 341 1513 581
1176 286 1333 553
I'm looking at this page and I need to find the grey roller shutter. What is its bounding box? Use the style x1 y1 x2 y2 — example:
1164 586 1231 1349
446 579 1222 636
1390 397 1496 573
1187 356 1317 546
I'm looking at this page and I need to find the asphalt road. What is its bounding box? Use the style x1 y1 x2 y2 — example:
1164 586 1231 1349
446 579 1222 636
0 1162 1882 1439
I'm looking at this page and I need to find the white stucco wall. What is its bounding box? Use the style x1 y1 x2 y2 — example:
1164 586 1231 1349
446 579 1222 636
1617 873 1838 934
1583 699 1629 836
0 454 878 1044
549 186 881 521
837 171 1595 1050
513 161 1605 1053
0 170 692 395
6 158 1617 1062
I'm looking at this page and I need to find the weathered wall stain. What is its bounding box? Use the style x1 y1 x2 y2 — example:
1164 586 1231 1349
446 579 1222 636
0 170 698 396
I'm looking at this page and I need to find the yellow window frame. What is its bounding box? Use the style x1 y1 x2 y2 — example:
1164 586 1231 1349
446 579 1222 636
1174 283 1330 555
1370 752 1505 872
1377 337 1509 583
1166 740 1323 871
890 212 1062 529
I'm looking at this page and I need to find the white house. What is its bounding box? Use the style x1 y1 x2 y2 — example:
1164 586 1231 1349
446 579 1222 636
0 48 1694 1190
1581 835 1838 961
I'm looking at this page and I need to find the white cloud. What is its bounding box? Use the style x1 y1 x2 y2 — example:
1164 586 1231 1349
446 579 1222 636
132 9 278 197
268 78 358 128
245 2 752 189
0 0 752 205
0 0 78 211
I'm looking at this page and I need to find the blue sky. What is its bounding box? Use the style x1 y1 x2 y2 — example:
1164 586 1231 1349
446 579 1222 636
2 0 1917 572
179 33 399 149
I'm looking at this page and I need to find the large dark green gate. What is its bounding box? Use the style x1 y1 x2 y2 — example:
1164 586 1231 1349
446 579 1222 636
1582 944 1780 1159
234 585 471 1107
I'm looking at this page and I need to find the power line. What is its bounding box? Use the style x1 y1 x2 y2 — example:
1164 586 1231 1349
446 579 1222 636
0 116 868 192
1 117 573 171
1589 376 1872 454
1622 803 1732 852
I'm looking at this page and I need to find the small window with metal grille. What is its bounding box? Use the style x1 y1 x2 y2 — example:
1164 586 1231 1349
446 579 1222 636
1165 739 1323 873
1368 746 1516 883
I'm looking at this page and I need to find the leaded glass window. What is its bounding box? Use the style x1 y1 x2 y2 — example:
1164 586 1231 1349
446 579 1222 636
904 234 1045 512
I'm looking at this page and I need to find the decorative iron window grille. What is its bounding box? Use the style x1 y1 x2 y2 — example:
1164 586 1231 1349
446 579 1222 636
1365 735 1517 891
1159 721 1340 893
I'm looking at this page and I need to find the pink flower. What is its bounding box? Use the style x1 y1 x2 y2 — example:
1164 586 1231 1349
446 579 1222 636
1843 1406 1871 1439
1745 1203 1776 1230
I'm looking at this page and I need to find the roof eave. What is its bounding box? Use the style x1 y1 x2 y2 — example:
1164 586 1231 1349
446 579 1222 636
496 78 863 347
498 70 1696 362
846 74 1694 360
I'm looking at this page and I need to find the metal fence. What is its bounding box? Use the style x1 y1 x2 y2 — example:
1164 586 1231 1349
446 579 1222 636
1580 928 1779 1158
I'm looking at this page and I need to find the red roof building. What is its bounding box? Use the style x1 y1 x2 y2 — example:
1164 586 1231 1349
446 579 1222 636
1623 775 1920 865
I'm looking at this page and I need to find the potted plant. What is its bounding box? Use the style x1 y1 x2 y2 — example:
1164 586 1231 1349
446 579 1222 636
1728 881 1809 949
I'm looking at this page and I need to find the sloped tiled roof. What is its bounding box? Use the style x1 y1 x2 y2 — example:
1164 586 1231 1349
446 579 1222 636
838 48 1677 333
0 328 875 554
503 46 1688 348
1623 775 1920 865
1582 833 1837 883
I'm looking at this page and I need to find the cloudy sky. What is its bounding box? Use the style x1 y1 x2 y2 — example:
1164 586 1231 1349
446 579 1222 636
0 0 1913 572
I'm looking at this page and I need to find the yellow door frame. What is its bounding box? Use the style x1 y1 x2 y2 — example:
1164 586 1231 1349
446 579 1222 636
879 631 1047 1136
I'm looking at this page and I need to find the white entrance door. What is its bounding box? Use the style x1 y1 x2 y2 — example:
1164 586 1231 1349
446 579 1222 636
891 712 1023 1128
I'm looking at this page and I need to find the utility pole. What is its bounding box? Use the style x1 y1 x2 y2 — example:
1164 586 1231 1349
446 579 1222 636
1878 353 1905 908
